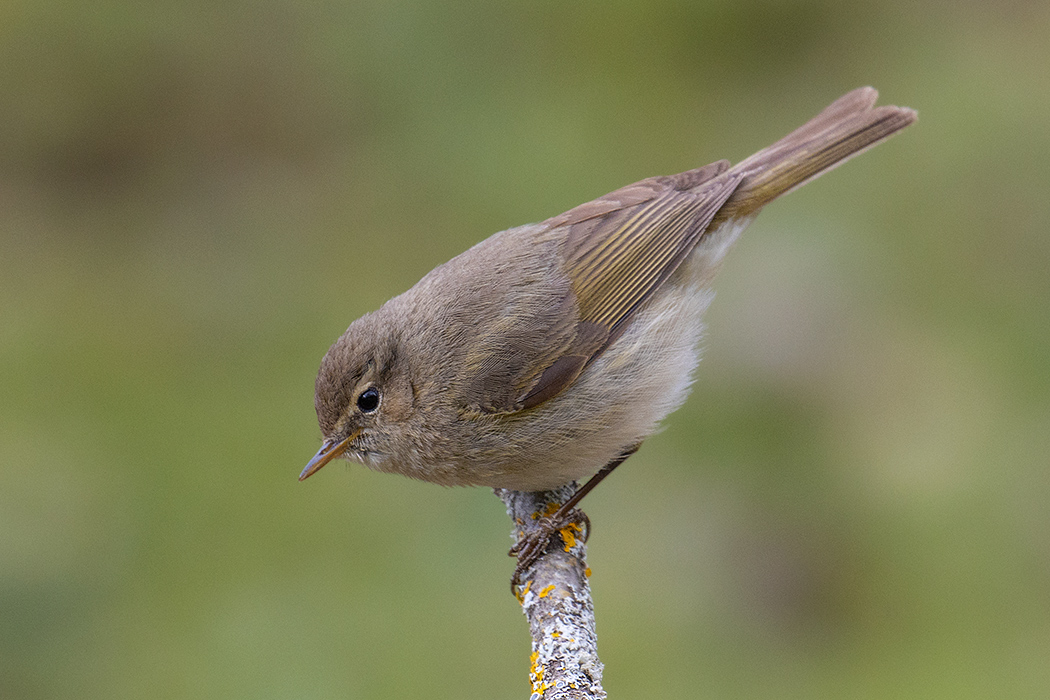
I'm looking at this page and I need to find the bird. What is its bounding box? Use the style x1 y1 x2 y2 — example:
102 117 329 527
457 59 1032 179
298 87 916 580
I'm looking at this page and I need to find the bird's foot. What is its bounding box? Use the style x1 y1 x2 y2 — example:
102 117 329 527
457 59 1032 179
509 506 590 592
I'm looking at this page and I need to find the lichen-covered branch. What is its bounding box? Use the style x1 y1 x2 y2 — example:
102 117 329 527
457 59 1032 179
496 486 605 700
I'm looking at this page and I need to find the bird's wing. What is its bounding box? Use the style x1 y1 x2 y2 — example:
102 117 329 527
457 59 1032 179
467 161 741 414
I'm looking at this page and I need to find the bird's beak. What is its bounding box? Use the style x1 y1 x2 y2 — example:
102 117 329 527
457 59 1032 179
299 432 357 481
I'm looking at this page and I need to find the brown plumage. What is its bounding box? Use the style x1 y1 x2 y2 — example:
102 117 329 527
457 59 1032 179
300 87 916 491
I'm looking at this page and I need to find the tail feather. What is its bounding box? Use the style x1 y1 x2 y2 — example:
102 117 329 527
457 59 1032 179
711 87 916 224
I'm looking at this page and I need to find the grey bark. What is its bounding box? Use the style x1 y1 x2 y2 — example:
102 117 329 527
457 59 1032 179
496 486 605 700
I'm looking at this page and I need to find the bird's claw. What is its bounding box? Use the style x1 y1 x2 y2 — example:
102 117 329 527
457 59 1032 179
509 508 590 592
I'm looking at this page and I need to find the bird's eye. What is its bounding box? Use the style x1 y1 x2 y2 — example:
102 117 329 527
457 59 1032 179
356 387 380 413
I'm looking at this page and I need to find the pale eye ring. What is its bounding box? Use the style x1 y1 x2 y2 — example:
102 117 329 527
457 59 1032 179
356 387 380 413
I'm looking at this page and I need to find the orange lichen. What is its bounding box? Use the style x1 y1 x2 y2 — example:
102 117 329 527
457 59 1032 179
584 567 592 578
538 584 556 598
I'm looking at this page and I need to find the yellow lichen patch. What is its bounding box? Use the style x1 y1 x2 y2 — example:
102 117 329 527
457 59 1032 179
531 502 562 522
530 652 548 694
551 631 561 638
559 522 584 551
538 584 556 598
559 527 576 550
584 567 592 578
515 579 532 604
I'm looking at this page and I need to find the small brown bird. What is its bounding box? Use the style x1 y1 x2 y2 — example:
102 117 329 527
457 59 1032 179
300 87 915 575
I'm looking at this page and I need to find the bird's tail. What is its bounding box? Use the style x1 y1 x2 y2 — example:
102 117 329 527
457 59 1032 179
712 87 916 224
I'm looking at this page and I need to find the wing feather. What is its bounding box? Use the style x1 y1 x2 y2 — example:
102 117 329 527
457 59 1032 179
510 167 741 411
566 172 741 338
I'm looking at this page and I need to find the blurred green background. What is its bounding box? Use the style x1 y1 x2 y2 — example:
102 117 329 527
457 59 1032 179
3 0 1049 698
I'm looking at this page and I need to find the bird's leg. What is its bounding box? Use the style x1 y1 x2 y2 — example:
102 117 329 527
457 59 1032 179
509 444 640 590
